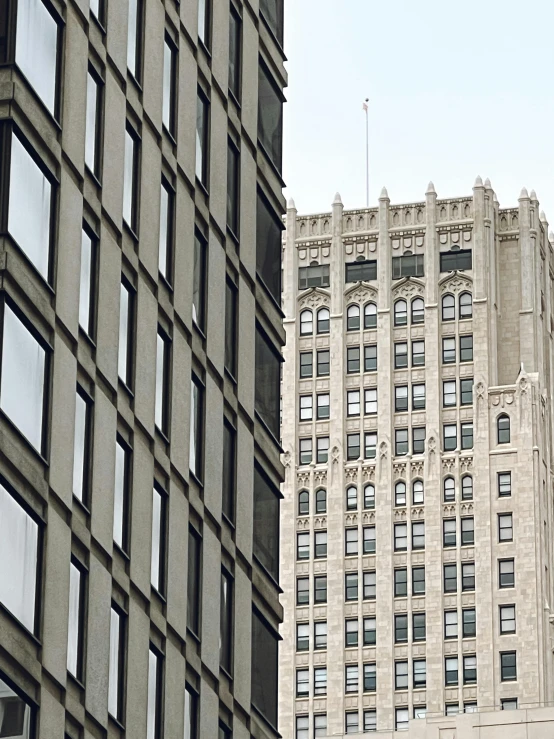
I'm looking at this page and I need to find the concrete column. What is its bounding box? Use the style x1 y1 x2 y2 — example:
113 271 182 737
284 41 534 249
519 187 537 372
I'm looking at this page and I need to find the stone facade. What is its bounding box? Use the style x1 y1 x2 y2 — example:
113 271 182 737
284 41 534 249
280 182 554 738
0 0 285 737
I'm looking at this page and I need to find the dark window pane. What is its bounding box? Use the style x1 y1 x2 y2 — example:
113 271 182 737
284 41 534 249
258 63 283 171
392 254 424 279
260 0 283 43
184 685 198 739
123 126 139 231
155 330 170 435
257 193 283 301
189 375 204 480
162 38 176 134
222 421 236 523
253 465 280 580
227 140 240 235
298 264 330 289
192 230 207 331
440 249 472 272
16 0 59 114
196 91 209 185
85 69 102 176
255 327 281 438
72 388 92 505
251 610 278 727
345 260 377 283
118 280 134 387
0 676 32 735
225 280 238 377
228 8 241 99
220 570 233 674
159 180 174 282
187 527 202 635
79 227 97 337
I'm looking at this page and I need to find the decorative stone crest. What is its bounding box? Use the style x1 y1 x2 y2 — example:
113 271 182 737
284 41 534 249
439 273 473 295
379 441 388 460
363 466 376 482
460 457 473 473
344 284 378 303
314 470 327 486
297 472 310 486
283 450 292 467
391 277 424 300
427 436 437 455
298 288 330 310
331 446 340 465
475 382 486 403
442 458 455 473
393 463 406 478
345 468 358 482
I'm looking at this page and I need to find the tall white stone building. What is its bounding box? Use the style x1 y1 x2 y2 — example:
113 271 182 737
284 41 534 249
279 181 554 738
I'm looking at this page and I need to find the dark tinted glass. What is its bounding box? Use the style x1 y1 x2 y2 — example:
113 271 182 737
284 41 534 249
256 193 282 301
227 140 240 235
345 260 377 283
392 255 424 279
253 465 280 580
255 327 281 438
252 610 278 727
260 0 283 43
228 7 241 98
258 63 283 171
298 264 330 289
440 249 472 272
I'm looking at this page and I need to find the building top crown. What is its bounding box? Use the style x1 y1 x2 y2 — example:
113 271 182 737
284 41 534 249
379 186 389 200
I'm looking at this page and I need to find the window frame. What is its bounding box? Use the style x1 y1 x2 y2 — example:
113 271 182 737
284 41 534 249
195 87 210 188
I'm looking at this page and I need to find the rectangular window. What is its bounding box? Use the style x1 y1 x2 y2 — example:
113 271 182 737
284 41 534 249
345 712 359 734
364 710 377 732
463 655 477 684
228 6 242 99
7 130 54 280
463 607 476 637
224 279 237 377
255 327 281 438
118 280 134 387
151 485 167 595
442 337 456 364
461 517 474 545
392 254 424 279
314 531 327 558
363 526 375 554
317 349 330 376
72 388 92 505
296 716 308 739
499 558 515 588
85 68 102 177
227 138 240 236
299 352 313 378
67 559 86 680
394 342 408 369
413 566 425 595
108 605 125 721
296 623 309 651
345 528 358 556
460 334 473 362
159 179 174 283
364 484 375 510
147 647 163 739
345 665 358 693
184 685 199 739
299 438 312 465
445 610 458 639
394 568 407 597
16 0 60 114
498 472 512 497
413 612 426 641
346 433 360 460
413 659 426 688
222 420 236 523
345 260 377 282
443 518 456 547
462 562 475 591
260 0 283 43
198 0 211 47
79 226 97 338
412 383 425 410
460 378 473 405
127 0 143 78
502 698 518 710
317 393 330 419
394 614 408 643
347 347 360 374
187 527 202 636
257 192 283 301
314 575 327 603
363 617 376 645
443 380 456 407
258 62 283 172
296 577 309 605
189 375 204 480
364 344 377 372
440 249 472 272
461 422 473 449
220 569 233 674
443 423 457 451
394 523 407 551
412 340 425 367
395 428 408 456
364 662 376 692
123 124 140 232
444 563 457 593
155 329 170 436
412 521 425 549
394 708 409 731
347 390 360 417
314 621 327 649
364 432 377 460
445 657 459 686
395 386 408 412
314 667 327 696
195 90 210 186
395 661 408 690
345 618 359 647
162 37 177 135
113 437 131 552
364 388 377 414
500 651 517 681
0 482 39 633
345 573 358 601
498 513 513 542
412 426 425 454
316 437 329 464
251 613 279 730
296 533 309 561
298 264 330 290
363 571 376 600
89 0 103 21
299 395 312 422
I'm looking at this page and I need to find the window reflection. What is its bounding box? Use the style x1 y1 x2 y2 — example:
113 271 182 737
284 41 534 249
258 64 283 171
0 677 32 738
16 0 59 115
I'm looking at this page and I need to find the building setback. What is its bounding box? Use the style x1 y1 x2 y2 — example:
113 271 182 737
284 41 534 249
0 0 285 737
280 182 554 737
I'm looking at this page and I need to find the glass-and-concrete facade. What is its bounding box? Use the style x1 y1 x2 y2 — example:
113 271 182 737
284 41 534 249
280 182 554 737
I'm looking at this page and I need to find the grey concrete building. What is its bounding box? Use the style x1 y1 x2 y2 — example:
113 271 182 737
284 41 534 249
279 183 554 738
0 0 285 737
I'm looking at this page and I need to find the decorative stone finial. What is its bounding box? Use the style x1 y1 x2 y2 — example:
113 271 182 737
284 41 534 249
484 178 492 188
519 187 529 199
426 181 436 195
549 230 554 242
287 197 296 210
540 210 547 222
379 186 389 200
530 189 537 200
333 192 342 205
474 175 483 187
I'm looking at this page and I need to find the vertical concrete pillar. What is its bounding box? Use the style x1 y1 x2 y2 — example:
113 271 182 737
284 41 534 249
519 187 537 372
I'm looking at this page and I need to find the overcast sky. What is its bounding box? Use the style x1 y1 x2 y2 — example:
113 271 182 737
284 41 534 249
283 0 554 227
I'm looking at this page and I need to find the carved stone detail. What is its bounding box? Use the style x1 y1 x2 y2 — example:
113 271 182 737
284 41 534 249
298 288 331 310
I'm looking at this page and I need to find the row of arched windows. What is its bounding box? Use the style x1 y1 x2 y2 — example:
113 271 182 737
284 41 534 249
300 308 330 336
442 292 472 321
444 475 473 501
298 488 326 515
392 298 425 327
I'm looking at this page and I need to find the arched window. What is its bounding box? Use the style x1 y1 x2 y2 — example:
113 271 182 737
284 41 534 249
459 292 473 319
442 294 455 321
347 304 360 331
317 307 330 334
411 297 424 324
299 309 313 336
394 299 407 327
394 481 406 506
298 490 309 515
364 302 377 329
443 476 455 502
346 485 357 511
364 484 375 510
412 479 424 505
316 488 327 513
497 415 510 444
462 475 473 500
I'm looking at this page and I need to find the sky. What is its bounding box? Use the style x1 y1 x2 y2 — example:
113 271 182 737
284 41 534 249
283 0 554 226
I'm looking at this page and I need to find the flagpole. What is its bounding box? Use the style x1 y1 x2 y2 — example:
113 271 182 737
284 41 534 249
364 98 369 208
